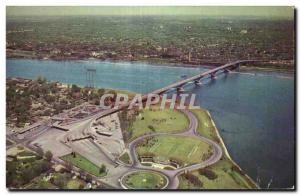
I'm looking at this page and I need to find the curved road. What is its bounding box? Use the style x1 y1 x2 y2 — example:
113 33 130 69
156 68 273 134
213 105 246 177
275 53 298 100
125 109 223 189
58 108 223 189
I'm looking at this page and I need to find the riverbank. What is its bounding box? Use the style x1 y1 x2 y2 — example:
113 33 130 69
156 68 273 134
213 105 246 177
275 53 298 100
6 49 294 72
205 110 259 189
6 58 295 188
178 109 259 189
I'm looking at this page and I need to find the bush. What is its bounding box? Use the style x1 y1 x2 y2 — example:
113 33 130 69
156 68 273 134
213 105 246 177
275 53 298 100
198 168 218 180
169 157 183 167
148 125 155 132
231 165 245 175
99 164 106 174
52 173 71 188
45 151 53 162
35 147 44 157
183 172 203 187
71 84 81 93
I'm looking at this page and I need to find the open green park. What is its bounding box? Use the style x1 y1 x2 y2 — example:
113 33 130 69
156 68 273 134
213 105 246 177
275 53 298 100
128 106 189 141
192 109 220 142
61 153 106 177
122 171 168 189
177 109 257 189
136 135 212 166
132 108 258 189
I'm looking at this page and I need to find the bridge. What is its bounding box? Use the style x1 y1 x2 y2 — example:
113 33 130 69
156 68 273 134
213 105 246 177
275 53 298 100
150 60 258 94
96 60 258 119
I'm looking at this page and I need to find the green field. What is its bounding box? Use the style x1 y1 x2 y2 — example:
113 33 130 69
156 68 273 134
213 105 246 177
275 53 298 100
119 152 131 164
66 179 86 189
178 157 253 189
192 109 220 142
178 109 257 189
123 171 167 189
136 135 212 166
61 153 106 177
129 107 189 141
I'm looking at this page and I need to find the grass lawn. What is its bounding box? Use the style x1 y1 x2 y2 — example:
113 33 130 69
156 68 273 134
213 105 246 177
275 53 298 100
177 108 257 189
66 179 86 189
191 109 219 142
129 106 189 141
61 153 106 177
178 157 253 189
136 135 212 166
119 152 131 164
123 171 167 189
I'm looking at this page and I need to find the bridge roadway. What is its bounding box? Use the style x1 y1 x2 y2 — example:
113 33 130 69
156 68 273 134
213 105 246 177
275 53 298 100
95 60 258 119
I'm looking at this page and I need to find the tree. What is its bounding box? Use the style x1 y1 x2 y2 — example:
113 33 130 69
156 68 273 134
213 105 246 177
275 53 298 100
45 94 56 103
183 172 203 187
45 150 53 162
37 76 46 84
99 164 106 174
198 168 218 180
65 162 73 171
79 184 84 189
35 147 44 157
71 84 81 93
86 174 93 183
148 125 155 132
97 88 105 97
53 173 70 188
41 160 51 172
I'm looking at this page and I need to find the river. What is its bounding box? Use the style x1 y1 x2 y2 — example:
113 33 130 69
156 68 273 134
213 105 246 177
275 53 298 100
6 59 295 189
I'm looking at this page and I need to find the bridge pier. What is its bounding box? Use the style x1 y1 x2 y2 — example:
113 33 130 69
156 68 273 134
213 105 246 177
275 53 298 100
210 72 217 79
177 87 184 92
194 80 202 86
223 69 230 73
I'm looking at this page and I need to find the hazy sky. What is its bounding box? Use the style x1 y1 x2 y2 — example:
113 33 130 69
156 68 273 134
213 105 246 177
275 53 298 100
7 6 294 19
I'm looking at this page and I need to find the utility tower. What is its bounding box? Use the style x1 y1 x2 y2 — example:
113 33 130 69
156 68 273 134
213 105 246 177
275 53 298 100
86 68 96 88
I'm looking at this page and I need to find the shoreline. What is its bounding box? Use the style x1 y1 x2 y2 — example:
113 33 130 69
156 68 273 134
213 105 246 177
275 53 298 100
6 55 294 74
205 110 260 189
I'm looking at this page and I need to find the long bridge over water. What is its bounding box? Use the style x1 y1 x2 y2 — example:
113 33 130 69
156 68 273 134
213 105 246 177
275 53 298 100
150 60 258 94
15 60 258 135
96 60 259 118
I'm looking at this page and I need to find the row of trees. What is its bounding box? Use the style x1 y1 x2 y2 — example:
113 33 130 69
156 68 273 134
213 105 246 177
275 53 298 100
198 168 218 180
118 109 139 142
182 172 203 188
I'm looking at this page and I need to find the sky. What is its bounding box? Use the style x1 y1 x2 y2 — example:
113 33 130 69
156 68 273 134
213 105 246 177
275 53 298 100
6 6 294 19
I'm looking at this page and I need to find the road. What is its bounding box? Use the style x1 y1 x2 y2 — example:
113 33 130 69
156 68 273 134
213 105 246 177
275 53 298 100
120 109 223 189
7 105 223 189
8 59 250 188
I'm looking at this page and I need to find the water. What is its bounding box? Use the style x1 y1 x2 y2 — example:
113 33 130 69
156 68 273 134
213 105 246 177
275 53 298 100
6 59 200 93
6 59 295 189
